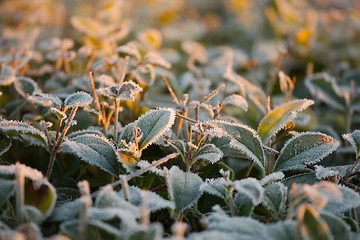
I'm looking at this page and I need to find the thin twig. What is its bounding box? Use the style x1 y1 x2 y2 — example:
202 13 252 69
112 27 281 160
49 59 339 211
162 75 180 106
89 71 102 122
175 112 198 123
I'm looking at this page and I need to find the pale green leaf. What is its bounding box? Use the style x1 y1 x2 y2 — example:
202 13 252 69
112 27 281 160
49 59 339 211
118 186 175 212
64 91 93 108
0 65 16 86
274 132 339 172
214 120 265 171
234 178 264 206
200 178 228 200
305 73 345 111
194 143 223 164
0 120 47 148
14 77 40 98
343 130 360 158
222 94 248 111
119 108 176 151
167 166 203 213
321 212 351 240
258 99 314 144
60 134 121 177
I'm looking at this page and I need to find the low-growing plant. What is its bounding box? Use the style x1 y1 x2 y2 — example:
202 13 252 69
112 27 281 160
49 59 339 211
1 0 360 239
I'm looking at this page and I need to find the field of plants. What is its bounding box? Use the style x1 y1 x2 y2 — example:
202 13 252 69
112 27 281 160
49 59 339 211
1 0 360 239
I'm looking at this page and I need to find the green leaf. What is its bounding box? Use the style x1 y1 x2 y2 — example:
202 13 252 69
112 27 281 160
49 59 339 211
343 130 360 158
24 179 57 217
262 183 287 218
207 213 267 238
0 179 14 207
298 204 333 240
266 221 297 240
222 94 248 111
258 99 314 144
97 81 142 101
60 134 121 177
64 91 93 108
281 172 318 188
119 108 176 151
29 93 62 107
200 178 228 200
194 143 223 164
14 77 40 98
321 212 351 240
0 133 11 156
0 65 15 86
234 178 264 206
0 120 47 148
127 223 163 240
274 132 339 172
305 73 345 111
324 185 360 213
214 120 265 171
167 166 203 214
118 186 175 212
95 185 140 217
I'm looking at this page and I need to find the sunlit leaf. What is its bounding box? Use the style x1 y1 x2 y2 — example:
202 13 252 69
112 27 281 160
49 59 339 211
0 65 16 86
258 99 314 144
222 94 248 111
274 132 339 172
234 178 264 206
298 204 333 240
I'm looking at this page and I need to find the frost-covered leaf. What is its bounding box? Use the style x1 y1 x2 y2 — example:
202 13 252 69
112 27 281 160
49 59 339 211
321 212 351 240
118 186 174 212
29 93 62 107
22 206 44 224
315 165 340 180
222 94 248 111
260 172 285 186
194 144 223 164
60 134 121 177
0 133 11 156
206 213 267 238
305 73 345 111
136 160 164 176
258 99 314 144
262 183 287 218
298 204 333 240
200 178 228 200
144 52 171 69
126 223 163 240
97 81 142 101
64 91 93 108
266 220 297 240
324 185 360 213
117 42 141 60
274 132 339 172
0 120 47 148
281 172 318 188
234 178 264 206
343 130 360 158
213 120 265 170
0 65 16 86
14 77 40 98
51 199 82 221
167 166 203 213
188 230 238 240
88 207 137 229
119 108 176 151
95 185 139 217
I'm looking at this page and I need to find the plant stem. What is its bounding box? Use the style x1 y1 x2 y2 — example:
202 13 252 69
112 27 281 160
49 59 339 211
15 163 24 225
245 160 254 177
114 100 120 143
46 105 79 179
120 175 130 201
89 71 103 122
78 181 92 240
